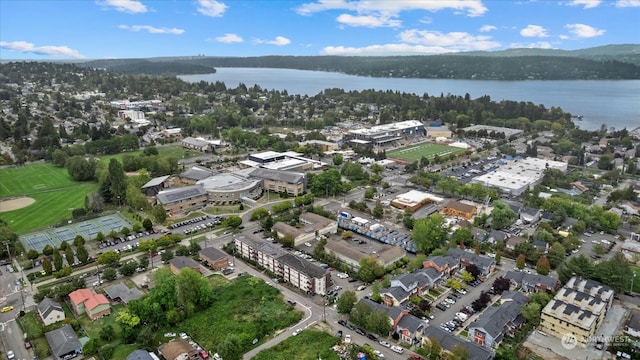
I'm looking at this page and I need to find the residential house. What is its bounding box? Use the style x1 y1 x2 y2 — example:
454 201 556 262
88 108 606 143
45 324 83 360
468 291 528 348
447 248 495 276
470 227 489 243
103 282 143 305
69 288 111 320
540 211 555 223
442 200 477 220
156 185 208 215
539 277 614 347
199 247 230 271
169 256 201 275
126 350 158 360
382 268 442 306
158 338 199 360
520 207 542 224
624 311 640 338
423 255 459 276
422 327 494 360
505 236 527 251
531 239 549 254
487 230 508 245
359 298 426 344
561 217 579 231
38 298 65 326
504 271 559 293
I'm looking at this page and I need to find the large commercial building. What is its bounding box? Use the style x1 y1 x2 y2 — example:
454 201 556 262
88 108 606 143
240 150 326 171
343 120 426 147
471 157 567 196
156 185 209 216
539 277 614 348
197 173 263 205
272 212 337 247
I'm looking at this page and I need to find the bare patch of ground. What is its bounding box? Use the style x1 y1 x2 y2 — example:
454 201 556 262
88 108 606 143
0 197 35 212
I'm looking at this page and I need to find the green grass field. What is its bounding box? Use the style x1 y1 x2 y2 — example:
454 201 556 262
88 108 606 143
98 145 201 164
253 329 340 360
0 163 97 233
387 142 466 162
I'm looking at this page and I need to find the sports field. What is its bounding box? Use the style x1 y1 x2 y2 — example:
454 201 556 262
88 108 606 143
0 163 97 234
387 142 466 162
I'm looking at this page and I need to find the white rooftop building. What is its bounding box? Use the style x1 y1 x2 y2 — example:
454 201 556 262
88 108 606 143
471 157 567 196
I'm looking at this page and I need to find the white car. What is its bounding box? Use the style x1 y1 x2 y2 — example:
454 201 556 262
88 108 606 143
373 350 385 358
457 289 467 295
344 334 352 343
292 328 302 336
7 351 15 360
305 242 312 247
391 345 404 354
379 340 391 347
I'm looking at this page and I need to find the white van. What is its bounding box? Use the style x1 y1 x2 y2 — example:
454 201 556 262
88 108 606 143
391 345 404 354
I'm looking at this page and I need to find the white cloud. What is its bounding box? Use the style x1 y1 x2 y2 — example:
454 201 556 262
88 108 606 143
197 0 227 17
509 41 554 49
565 23 605 37
99 0 147 13
118 25 185 34
214 33 243 43
616 0 640 7
480 25 496 32
336 13 401 28
520 25 549 37
253 36 291 46
398 29 500 50
0 41 85 59
296 0 488 28
567 0 601 8
268 36 291 46
419 17 432 24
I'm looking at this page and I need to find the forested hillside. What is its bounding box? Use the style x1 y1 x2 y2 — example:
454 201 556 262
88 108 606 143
73 44 640 80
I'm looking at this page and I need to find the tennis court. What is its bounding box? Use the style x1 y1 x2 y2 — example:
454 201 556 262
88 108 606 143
54 228 76 242
23 233 57 253
20 213 132 252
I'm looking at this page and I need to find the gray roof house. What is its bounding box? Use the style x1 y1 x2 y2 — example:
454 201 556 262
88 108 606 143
468 291 528 348
504 271 559 292
38 297 65 326
359 298 426 344
126 350 157 360
180 165 216 182
488 230 508 244
141 175 172 196
383 268 443 306
104 282 144 304
423 326 494 360
520 207 542 224
447 248 496 276
45 324 83 360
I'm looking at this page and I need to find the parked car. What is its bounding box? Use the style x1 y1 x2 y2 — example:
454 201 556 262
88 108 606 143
391 345 404 354
379 340 391 348
367 333 378 341
356 328 366 336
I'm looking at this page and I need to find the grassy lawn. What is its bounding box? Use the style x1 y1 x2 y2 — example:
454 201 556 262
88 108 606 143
0 163 98 233
387 142 466 162
98 145 201 164
111 344 139 360
252 329 340 360
78 304 126 340
178 276 303 356
203 206 243 215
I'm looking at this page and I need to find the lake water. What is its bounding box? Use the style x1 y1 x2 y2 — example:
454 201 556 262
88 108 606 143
180 67 640 131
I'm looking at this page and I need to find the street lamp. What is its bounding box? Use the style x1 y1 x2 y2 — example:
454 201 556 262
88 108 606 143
631 273 637 294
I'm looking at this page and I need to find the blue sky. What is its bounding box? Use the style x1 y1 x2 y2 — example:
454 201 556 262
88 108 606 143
1 0 639 59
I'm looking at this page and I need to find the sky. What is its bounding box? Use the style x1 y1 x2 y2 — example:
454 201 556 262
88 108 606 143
0 0 639 60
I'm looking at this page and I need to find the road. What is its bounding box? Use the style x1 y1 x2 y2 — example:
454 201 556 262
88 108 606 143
1 261 35 360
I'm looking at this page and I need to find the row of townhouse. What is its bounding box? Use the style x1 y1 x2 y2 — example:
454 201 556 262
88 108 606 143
359 298 428 345
234 235 330 295
468 291 528 348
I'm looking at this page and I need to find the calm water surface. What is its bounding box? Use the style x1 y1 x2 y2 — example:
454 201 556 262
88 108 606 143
180 68 640 131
